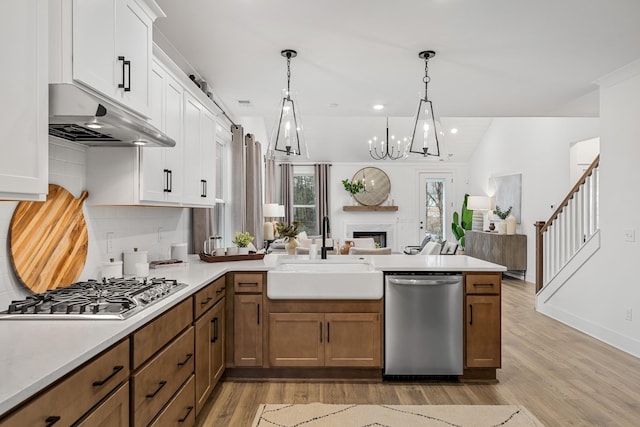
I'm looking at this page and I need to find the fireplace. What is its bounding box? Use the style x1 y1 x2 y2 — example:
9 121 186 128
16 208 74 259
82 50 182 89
345 223 396 251
353 231 387 248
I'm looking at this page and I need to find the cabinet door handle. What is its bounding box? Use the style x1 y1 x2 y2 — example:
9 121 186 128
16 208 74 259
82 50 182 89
167 169 173 193
117 56 131 92
178 406 194 423
92 365 124 387
200 296 213 306
201 179 207 197
469 304 473 325
45 416 60 427
211 317 218 343
177 353 193 367
164 169 171 192
319 322 322 343
257 303 260 325
327 322 330 343
146 380 167 398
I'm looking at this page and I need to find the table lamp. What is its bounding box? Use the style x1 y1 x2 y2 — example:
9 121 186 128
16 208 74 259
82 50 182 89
263 204 285 242
466 196 492 231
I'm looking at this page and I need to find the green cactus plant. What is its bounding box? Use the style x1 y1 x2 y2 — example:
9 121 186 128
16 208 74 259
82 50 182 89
451 194 473 249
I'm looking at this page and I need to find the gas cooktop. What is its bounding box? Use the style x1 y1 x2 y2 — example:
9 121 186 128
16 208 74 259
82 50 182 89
0 277 187 320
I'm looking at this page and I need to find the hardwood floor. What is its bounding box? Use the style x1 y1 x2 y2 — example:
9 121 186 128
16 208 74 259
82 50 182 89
196 279 640 426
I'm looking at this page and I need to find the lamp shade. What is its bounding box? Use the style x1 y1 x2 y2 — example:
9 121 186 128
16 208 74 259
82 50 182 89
467 196 492 211
263 203 280 218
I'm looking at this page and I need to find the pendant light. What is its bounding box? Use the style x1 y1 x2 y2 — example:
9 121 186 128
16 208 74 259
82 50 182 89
268 49 309 160
408 50 442 158
368 117 409 160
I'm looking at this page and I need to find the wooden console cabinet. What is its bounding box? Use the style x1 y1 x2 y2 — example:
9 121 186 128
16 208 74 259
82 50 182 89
465 230 527 272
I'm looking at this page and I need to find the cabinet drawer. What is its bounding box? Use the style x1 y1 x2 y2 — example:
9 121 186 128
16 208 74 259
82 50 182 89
132 326 194 427
194 276 226 319
132 298 193 369
150 374 196 427
75 381 129 427
1 339 129 427
465 273 501 295
234 273 263 293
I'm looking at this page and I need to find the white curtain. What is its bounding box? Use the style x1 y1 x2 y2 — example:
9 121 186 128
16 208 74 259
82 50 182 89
245 134 263 245
280 163 294 224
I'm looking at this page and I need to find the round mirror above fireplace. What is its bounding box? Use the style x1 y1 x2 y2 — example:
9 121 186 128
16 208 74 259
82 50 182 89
352 167 391 206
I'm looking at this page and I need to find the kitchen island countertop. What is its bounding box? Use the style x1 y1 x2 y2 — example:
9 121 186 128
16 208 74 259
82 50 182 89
0 254 505 416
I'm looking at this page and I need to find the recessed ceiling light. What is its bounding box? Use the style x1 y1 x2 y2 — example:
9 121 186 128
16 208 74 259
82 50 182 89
373 104 384 110
450 128 458 134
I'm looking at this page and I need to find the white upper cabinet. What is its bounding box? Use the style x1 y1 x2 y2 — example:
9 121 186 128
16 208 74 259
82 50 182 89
182 92 217 207
0 0 48 201
51 0 164 118
140 59 183 204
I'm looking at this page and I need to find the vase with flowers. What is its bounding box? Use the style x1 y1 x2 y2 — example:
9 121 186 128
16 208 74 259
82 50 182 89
493 205 512 234
341 179 364 206
276 221 302 254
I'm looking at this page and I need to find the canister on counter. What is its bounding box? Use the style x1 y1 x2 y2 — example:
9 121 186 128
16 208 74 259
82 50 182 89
123 248 148 276
100 258 123 279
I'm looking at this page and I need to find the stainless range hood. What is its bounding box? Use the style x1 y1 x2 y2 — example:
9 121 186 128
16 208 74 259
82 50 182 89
48 84 176 148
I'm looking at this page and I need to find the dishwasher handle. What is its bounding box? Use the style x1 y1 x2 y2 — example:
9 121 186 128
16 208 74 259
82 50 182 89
387 277 461 286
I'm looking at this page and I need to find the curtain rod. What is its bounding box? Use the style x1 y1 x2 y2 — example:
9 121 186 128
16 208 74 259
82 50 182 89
277 162 332 166
209 97 238 128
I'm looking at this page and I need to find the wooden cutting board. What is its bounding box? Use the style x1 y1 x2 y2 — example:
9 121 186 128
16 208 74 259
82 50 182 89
9 184 89 293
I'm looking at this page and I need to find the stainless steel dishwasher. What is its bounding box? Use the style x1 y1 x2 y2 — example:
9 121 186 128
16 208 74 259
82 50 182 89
384 273 463 377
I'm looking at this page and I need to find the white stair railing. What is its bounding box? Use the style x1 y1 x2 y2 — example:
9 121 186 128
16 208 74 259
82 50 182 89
535 155 599 292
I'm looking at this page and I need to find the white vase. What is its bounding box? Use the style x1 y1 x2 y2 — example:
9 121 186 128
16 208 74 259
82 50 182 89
497 220 507 234
226 246 238 256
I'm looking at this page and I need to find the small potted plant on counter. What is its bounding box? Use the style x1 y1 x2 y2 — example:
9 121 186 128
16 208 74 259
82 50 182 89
232 231 254 255
342 179 364 205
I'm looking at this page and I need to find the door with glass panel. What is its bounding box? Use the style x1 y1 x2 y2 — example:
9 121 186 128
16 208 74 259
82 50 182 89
418 173 454 242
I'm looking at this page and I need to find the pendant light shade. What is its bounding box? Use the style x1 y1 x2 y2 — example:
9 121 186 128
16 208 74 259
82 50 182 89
409 50 442 158
268 49 309 160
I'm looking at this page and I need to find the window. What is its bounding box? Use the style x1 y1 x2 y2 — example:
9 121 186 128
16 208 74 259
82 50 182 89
418 172 453 241
293 166 317 235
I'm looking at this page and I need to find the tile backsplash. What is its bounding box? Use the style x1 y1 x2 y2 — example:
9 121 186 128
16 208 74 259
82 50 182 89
0 140 190 308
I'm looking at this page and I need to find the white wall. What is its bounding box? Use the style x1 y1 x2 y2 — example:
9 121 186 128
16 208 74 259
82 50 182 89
467 117 600 282
537 62 640 357
330 161 470 252
0 139 190 309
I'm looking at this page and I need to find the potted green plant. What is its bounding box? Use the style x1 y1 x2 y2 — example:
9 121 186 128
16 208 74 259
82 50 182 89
276 222 302 254
493 205 512 234
232 231 254 255
341 179 365 205
451 194 472 252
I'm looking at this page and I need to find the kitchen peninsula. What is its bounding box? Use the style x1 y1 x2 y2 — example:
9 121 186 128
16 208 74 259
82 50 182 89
0 254 506 424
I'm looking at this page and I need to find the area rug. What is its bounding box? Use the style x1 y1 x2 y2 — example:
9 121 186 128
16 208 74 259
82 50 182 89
252 403 545 427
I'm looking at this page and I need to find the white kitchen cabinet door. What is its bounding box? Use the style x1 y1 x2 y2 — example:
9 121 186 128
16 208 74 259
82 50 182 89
72 0 152 117
182 93 216 207
0 0 48 201
140 61 183 204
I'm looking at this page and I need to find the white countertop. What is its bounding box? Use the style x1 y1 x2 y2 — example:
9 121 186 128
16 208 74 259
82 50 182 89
0 254 505 416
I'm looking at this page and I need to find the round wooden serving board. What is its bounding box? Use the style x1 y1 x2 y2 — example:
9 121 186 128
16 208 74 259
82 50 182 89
9 184 89 293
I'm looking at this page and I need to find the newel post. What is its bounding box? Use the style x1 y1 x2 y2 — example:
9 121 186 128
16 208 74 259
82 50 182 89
534 221 546 293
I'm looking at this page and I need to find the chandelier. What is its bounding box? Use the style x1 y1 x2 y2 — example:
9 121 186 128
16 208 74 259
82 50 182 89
368 117 409 160
268 49 309 160
408 50 442 158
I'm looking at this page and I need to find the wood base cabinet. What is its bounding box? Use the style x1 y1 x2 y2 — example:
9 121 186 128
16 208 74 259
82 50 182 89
268 309 382 368
464 273 501 370
194 277 226 416
232 273 264 367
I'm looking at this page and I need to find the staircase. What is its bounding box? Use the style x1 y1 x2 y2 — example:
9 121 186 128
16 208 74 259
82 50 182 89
534 155 600 300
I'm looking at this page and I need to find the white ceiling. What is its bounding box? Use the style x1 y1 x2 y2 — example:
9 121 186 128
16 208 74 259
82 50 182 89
153 0 640 162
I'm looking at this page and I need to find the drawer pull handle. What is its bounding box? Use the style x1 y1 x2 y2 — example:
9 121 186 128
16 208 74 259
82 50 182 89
238 282 258 286
45 416 60 426
92 365 124 387
146 380 167 398
178 406 194 423
177 353 193 367
216 287 224 295
200 297 213 306
473 283 495 287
